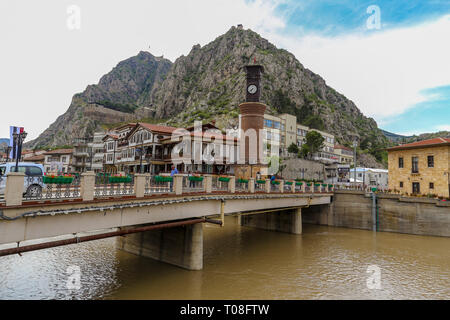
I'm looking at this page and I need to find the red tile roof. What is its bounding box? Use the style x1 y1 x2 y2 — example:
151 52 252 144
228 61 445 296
387 137 450 151
44 148 73 155
23 155 45 161
334 144 352 151
139 123 179 134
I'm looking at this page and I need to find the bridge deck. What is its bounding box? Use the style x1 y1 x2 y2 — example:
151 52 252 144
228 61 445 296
0 192 332 245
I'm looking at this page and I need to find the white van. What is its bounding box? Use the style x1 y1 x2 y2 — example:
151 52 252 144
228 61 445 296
0 162 45 197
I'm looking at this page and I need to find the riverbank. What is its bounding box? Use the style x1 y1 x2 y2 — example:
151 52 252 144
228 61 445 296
303 190 450 237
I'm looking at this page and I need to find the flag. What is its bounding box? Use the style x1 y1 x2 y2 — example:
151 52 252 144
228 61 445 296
9 126 24 159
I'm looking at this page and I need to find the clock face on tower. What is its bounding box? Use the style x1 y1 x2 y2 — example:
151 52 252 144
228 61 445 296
247 84 258 94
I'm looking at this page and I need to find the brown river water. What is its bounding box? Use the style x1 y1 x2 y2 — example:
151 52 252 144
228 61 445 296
0 216 449 300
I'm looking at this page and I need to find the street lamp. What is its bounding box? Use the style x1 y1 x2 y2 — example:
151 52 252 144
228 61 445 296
352 138 358 188
137 146 146 174
13 130 27 172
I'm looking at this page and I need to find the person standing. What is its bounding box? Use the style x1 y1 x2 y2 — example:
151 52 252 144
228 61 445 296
170 165 178 192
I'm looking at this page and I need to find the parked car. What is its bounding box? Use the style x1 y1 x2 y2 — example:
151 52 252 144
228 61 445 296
0 162 45 197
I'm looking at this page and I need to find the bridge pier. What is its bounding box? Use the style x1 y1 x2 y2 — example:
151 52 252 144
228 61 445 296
116 223 203 270
239 208 302 234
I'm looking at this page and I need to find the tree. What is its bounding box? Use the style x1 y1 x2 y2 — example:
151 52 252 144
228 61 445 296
299 144 310 159
267 155 286 176
287 142 299 154
304 130 325 156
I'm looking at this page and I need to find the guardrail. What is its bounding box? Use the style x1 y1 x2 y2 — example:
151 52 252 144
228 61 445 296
145 175 173 195
235 179 249 193
0 173 336 207
94 174 135 198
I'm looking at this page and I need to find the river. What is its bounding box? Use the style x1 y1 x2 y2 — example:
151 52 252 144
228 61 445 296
0 216 449 300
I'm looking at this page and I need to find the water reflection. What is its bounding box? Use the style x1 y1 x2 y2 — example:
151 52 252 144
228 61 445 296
0 216 449 300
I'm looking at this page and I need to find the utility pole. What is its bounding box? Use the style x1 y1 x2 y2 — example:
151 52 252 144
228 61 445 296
353 139 358 188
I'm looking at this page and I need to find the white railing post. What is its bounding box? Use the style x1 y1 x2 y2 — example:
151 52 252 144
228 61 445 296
249 178 255 193
265 179 271 193
204 175 212 193
5 172 24 206
173 174 183 195
80 172 96 202
134 173 146 198
228 176 236 193
279 180 284 193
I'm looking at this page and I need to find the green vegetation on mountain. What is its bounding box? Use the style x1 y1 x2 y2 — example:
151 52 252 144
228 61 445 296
28 26 392 167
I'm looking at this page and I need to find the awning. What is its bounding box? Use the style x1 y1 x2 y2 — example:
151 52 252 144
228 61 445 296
151 161 167 165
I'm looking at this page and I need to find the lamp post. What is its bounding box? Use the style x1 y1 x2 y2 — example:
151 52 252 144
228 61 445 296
13 130 27 172
352 138 358 188
137 144 146 174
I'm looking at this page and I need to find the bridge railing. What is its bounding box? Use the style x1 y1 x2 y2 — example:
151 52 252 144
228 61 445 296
270 181 281 193
212 176 229 192
94 174 135 198
255 180 265 192
0 172 336 207
183 175 204 193
144 175 173 195
235 178 249 193
21 175 82 202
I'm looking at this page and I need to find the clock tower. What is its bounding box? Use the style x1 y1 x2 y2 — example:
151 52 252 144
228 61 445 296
237 64 268 178
245 65 264 102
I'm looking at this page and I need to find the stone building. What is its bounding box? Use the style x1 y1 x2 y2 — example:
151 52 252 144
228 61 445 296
334 144 354 166
387 137 450 198
43 149 74 173
261 113 338 163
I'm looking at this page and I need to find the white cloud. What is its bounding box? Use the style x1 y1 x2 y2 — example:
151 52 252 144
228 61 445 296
435 125 450 131
261 15 450 121
1 0 448 142
0 0 285 141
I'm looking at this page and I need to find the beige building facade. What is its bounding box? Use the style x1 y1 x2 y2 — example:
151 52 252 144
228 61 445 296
387 138 450 198
263 113 338 163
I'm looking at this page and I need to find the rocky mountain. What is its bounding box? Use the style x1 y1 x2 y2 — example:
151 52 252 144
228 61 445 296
382 129 450 144
27 52 172 148
402 131 450 143
381 129 410 142
27 26 389 165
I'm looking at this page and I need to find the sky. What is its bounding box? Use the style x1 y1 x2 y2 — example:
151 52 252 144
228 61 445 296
0 0 449 141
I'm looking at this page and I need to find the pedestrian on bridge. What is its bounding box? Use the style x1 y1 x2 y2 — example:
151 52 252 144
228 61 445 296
170 165 178 192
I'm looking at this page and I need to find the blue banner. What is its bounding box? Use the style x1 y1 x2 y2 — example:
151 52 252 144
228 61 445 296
9 126 24 159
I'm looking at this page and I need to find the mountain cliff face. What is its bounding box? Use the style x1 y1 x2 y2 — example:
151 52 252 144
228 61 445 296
27 52 172 148
28 26 388 164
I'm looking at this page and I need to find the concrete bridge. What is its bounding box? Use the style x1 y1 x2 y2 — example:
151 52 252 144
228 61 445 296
0 172 333 270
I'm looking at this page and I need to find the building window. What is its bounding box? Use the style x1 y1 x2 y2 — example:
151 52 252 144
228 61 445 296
429 182 434 189
264 119 273 128
400 182 403 188
281 124 285 131
427 155 434 168
399 157 404 168
412 182 420 194
411 157 419 173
